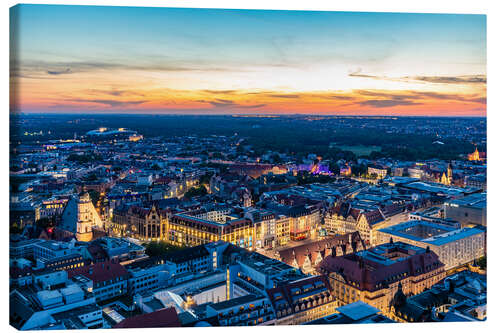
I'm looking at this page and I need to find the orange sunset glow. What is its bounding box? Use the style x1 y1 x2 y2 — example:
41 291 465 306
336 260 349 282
10 6 486 116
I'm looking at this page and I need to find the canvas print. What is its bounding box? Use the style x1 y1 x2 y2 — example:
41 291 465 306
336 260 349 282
9 4 486 329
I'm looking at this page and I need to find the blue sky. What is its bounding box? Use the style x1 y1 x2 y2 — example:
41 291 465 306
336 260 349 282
10 4 486 115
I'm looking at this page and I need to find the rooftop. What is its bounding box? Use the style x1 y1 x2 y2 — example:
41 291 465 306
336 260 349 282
445 192 486 209
208 294 264 311
379 220 485 246
336 301 381 321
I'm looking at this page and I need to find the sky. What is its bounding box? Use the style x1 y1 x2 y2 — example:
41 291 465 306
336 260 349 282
10 5 486 116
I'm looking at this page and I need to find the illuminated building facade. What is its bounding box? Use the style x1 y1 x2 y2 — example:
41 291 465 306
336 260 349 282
288 205 321 241
168 214 255 248
267 275 338 325
318 242 446 316
368 166 388 179
60 193 104 242
112 204 169 241
325 202 408 246
275 215 291 247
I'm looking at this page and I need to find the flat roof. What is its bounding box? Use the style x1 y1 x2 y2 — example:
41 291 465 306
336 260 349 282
356 242 425 266
209 294 263 311
403 181 468 195
446 192 486 209
336 301 381 321
379 220 485 245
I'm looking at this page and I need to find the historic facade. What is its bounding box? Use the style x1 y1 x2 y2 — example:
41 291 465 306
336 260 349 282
318 241 446 316
60 193 104 242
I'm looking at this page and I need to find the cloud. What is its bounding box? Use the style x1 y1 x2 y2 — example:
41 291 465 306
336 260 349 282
469 97 487 104
197 98 265 109
327 95 356 100
47 68 72 75
86 89 146 97
355 89 485 103
201 90 239 95
215 98 233 104
357 99 422 108
348 68 380 79
265 94 300 99
410 75 486 84
349 69 486 85
70 99 146 107
13 59 242 80
411 91 486 104
236 104 267 109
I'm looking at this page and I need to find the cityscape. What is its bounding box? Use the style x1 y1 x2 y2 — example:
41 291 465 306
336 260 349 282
9 4 486 330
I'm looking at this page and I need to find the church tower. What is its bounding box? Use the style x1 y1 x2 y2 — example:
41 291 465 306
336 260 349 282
447 163 453 183
440 163 453 186
61 192 104 242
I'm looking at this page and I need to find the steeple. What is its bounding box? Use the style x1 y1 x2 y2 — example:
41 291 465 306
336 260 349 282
392 282 407 308
468 146 481 161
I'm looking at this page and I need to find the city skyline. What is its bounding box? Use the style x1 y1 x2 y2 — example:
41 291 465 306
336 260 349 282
10 5 486 116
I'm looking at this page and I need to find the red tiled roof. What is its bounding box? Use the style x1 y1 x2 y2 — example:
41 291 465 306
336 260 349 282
278 232 365 269
362 209 385 226
319 246 444 292
113 307 181 328
67 259 128 283
87 243 109 262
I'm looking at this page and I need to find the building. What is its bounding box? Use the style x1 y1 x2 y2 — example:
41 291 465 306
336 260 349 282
443 192 486 227
260 195 322 242
206 294 275 326
389 270 486 322
378 220 485 270
324 201 408 246
244 208 276 249
128 241 305 327
67 260 129 302
37 198 68 220
467 147 486 162
440 163 453 186
305 301 394 324
368 165 389 179
60 193 104 242
465 174 486 191
275 215 291 247
318 241 446 315
113 307 180 328
112 204 169 241
10 272 101 330
168 213 255 248
287 205 321 241
41 253 86 272
89 237 145 261
124 243 221 297
31 240 83 261
266 275 338 325
276 232 365 274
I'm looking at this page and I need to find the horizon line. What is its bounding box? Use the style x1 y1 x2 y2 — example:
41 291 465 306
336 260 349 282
11 112 487 118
